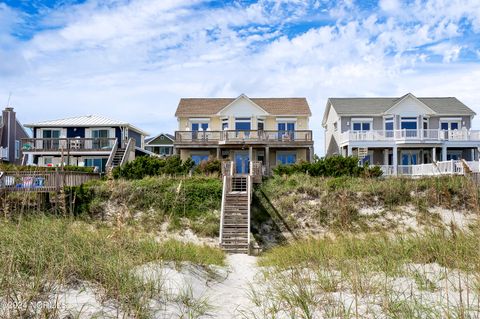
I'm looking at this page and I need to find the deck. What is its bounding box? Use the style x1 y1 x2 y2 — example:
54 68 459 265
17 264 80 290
0 170 101 193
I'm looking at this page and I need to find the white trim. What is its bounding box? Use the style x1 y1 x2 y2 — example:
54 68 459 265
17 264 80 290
351 117 373 122
384 93 437 115
276 117 298 122
440 117 462 121
189 118 211 122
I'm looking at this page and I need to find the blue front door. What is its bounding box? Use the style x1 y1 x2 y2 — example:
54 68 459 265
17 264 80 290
235 151 250 174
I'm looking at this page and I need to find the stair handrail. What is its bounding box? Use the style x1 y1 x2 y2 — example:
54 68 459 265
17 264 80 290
247 174 252 252
105 138 118 169
219 175 228 244
120 138 135 166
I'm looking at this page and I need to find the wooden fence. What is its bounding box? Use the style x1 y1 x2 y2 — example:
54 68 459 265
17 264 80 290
0 170 100 193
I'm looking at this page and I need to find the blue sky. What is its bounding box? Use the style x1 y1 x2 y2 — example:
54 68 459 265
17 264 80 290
1 0 480 154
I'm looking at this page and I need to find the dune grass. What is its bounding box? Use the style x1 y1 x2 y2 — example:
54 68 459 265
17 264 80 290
254 224 480 318
0 216 224 318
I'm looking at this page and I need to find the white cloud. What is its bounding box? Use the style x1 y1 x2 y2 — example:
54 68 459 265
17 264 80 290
379 0 400 12
0 0 480 155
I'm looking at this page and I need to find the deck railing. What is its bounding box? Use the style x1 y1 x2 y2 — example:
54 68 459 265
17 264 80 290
21 138 117 152
175 130 313 143
0 170 100 192
378 160 475 177
342 129 480 143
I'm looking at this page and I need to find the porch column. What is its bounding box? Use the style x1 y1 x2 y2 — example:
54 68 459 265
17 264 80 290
265 146 270 175
442 145 447 161
347 145 353 157
432 147 436 162
216 147 221 159
471 149 475 161
393 145 398 176
383 148 389 165
249 146 253 162
309 146 314 162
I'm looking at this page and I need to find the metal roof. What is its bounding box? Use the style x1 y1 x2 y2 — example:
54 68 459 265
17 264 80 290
25 114 149 135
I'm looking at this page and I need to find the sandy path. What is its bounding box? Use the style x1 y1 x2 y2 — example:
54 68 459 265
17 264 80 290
206 254 258 318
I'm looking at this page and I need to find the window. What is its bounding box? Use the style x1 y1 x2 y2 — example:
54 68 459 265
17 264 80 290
15 140 20 159
440 119 461 131
42 129 61 150
277 152 296 165
257 119 265 131
277 121 295 140
447 151 462 161
159 147 171 155
235 118 251 131
400 117 417 130
384 117 394 131
192 123 209 131
352 122 370 131
423 117 429 130
222 119 229 130
191 154 209 165
92 129 110 149
85 158 108 173
44 157 53 166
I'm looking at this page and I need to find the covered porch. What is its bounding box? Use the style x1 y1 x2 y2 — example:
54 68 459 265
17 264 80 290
341 145 480 176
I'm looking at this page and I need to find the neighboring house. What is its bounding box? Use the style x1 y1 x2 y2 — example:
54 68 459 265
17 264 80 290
322 93 480 174
145 133 174 157
0 107 30 165
174 94 314 174
22 115 149 172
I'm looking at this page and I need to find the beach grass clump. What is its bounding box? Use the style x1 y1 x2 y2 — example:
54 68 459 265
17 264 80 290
254 224 480 318
0 216 224 318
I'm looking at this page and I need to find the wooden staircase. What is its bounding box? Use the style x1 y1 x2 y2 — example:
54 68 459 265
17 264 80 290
111 148 126 167
219 175 252 254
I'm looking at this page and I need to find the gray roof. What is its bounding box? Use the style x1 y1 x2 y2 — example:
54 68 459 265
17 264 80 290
328 95 476 116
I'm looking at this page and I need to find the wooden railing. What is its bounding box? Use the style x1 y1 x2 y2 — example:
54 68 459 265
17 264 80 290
175 130 313 143
105 138 119 170
221 160 263 181
21 138 117 152
120 138 136 166
0 170 100 192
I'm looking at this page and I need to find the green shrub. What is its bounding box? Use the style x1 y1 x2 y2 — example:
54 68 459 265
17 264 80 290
112 155 195 180
194 158 221 175
272 155 382 178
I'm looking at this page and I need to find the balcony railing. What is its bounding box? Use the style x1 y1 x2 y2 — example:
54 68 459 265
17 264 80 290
21 138 117 152
175 130 313 144
342 129 480 143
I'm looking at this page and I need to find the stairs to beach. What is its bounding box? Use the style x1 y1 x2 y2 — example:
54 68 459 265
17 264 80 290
220 176 251 254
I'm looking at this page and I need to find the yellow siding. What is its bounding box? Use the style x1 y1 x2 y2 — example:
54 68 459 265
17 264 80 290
210 117 221 131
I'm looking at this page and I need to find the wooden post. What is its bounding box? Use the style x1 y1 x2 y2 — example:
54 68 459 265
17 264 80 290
265 146 270 176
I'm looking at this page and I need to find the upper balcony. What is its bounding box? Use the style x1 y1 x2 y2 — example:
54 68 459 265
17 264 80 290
175 130 313 146
21 138 117 153
341 129 480 144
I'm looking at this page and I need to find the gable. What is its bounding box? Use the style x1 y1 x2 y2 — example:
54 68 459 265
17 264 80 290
146 134 174 145
385 94 436 116
217 96 269 117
